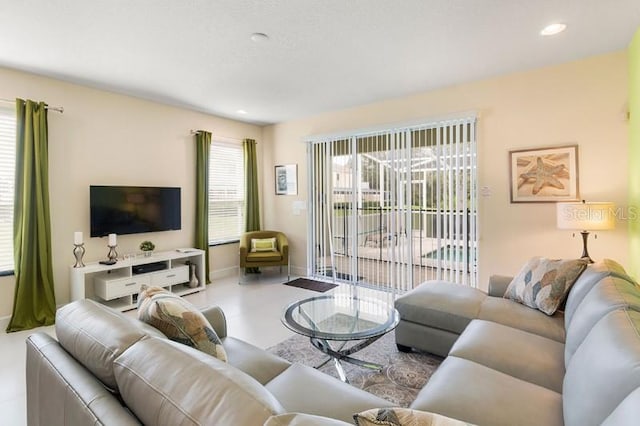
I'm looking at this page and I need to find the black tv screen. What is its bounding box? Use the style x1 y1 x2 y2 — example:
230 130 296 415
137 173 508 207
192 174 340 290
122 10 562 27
90 186 181 237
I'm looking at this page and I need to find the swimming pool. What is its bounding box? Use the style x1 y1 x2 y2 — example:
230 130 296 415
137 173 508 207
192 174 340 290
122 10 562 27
423 245 473 261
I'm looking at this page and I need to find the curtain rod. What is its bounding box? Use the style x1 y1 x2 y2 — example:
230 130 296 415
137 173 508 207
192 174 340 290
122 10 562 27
0 98 64 113
189 130 251 144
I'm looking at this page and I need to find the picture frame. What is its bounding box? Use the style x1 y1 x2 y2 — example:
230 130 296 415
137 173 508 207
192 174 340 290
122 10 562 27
509 144 579 203
275 164 297 195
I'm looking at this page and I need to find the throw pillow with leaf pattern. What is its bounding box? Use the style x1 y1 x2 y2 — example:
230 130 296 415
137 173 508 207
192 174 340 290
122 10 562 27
137 285 227 362
504 257 588 315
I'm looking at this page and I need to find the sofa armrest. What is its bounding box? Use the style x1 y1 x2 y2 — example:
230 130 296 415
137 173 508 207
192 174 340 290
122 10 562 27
201 306 227 339
488 275 514 297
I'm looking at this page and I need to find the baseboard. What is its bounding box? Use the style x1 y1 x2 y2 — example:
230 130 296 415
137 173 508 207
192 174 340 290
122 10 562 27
210 267 238 280
211 265 306 281
0 315 9 331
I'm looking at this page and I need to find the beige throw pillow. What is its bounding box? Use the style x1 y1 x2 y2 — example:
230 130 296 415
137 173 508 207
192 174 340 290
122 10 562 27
504 257 588 315
137 285 227 362
251 237 277 252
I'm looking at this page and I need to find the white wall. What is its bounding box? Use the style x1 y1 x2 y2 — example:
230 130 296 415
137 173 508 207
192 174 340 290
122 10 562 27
0 66 261 318
262 51 630 288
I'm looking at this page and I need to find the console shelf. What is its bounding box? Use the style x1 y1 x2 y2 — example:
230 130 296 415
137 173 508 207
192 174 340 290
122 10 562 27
70 249 205 311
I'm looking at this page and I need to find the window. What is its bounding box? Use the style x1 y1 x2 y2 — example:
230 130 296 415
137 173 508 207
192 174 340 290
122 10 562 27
0 107 16 273
208 141 245 244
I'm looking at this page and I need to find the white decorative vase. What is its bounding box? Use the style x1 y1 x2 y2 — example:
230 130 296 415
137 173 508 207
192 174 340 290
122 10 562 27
188 263 199 288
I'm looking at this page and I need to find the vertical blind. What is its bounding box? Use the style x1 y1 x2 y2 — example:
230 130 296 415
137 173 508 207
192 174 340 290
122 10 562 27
307 116 478 293
0 107 15 272
208 140 245 244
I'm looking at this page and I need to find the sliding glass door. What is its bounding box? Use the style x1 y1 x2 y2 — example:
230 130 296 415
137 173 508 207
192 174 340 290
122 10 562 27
307 117 478 293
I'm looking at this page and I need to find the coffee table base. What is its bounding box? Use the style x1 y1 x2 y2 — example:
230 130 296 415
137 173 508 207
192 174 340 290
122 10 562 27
310 335 384 383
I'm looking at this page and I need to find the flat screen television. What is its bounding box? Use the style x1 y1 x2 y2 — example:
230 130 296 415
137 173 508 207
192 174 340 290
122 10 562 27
90 185 181 237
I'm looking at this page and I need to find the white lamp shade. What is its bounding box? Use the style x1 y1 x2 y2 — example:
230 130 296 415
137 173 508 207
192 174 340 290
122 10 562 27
556 202 616 231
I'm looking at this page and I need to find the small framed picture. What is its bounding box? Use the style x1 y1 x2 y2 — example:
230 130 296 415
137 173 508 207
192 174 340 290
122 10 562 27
275 164 297 195
509 144 579 203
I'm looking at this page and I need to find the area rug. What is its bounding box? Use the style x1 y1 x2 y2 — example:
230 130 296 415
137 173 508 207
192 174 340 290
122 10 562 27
284 278 338 293
267 331 443 407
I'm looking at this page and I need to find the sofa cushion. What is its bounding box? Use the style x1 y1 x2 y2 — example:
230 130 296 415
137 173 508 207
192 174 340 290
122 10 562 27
477 297 565 342
449 320 565 392
26 333 141 426
265 413 353 426
504 257 587 315
563 258 630 328
563 309 640 426
354 407 475 426
394 281 486 334
222 336 291 385
564 277 640 366
137 285 227 362
410 356 563 426
601 387 640 426
265 363 394 424
113 337 284 426
55 299 163 390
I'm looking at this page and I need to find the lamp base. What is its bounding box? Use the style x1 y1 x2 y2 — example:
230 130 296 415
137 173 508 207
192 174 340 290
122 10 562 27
580 231 594 264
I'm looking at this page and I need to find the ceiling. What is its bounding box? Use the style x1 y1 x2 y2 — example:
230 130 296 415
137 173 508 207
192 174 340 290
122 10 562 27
1 1 639 125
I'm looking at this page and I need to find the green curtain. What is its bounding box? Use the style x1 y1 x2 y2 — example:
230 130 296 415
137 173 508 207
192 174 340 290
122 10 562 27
244 139 260 273
6 99 56 332
195 131 211 284
244 139 260 231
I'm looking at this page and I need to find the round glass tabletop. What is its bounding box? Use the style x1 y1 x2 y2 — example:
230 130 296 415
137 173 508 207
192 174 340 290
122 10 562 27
282 294 399 341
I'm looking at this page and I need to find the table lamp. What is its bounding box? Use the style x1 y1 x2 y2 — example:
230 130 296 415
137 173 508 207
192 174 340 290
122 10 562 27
556 201 615 263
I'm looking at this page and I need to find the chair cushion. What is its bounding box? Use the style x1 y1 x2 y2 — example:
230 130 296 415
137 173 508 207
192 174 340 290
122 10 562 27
137 285 227 362
354 408 475 426
410 356 563 426
504 257 588 315
449 320 565 392
113 337 284 426
247 251 283 262
252 237 277 252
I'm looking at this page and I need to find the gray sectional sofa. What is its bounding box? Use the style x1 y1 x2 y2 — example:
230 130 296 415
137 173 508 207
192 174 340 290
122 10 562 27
25 258 640 425
394 259 640 425
26 299 393 425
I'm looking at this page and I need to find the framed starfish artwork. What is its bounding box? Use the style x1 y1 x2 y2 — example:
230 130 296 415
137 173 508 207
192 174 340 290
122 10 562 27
509 144 579 203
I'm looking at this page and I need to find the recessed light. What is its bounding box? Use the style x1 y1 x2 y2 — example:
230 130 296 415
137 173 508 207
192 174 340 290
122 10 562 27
540 23 567 36
237 110 247 115
250 33 269 42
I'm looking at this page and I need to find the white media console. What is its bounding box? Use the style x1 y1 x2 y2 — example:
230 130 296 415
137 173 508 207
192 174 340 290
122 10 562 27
70 249 206 311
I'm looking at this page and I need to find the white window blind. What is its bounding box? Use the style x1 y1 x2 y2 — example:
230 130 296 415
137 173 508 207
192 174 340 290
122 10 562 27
307 116 478 292
208 141 245 244
0 107 16 272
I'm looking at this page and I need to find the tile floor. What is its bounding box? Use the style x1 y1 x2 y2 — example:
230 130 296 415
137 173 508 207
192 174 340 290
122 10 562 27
0 271 392 426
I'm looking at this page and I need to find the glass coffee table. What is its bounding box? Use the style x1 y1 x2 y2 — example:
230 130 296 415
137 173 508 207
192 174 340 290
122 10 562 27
282 294 400 383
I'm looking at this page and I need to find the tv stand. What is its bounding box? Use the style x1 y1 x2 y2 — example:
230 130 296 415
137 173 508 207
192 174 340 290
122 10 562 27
69 249 205 312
